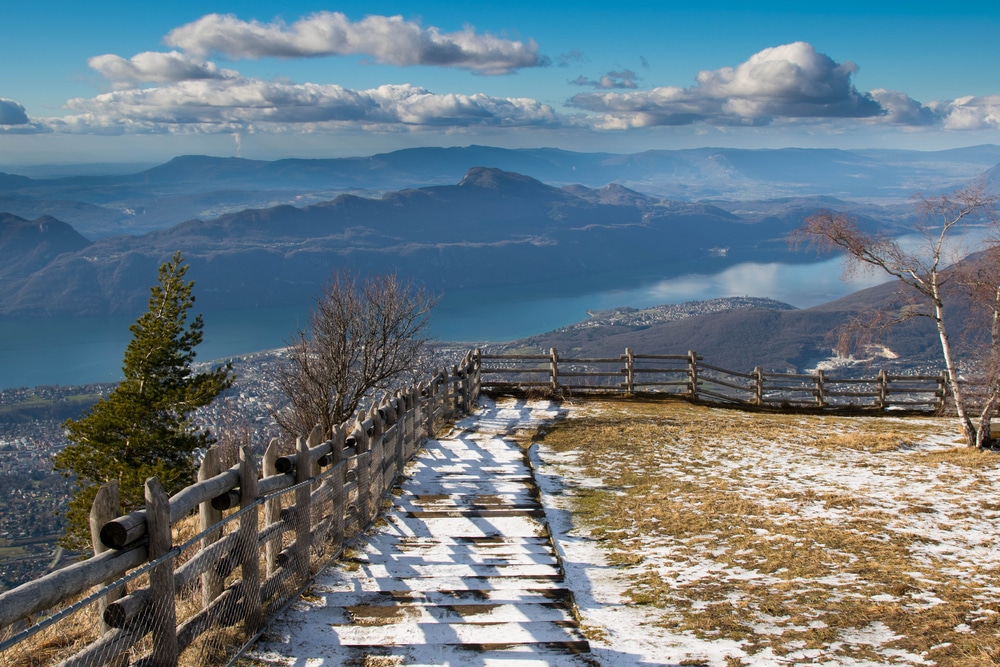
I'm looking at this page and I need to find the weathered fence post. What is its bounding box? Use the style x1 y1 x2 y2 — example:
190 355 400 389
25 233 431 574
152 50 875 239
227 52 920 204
877 369 888 410
263 439 280 577
449 366 460 416
420 381 434 438
937 371 950 411
687 350 699 399
354 420 372 529
467 351 476 409
437 370 446 422
369 403 386 502
198 446 223 607
432 376 440 435
392 391 406 473
89 481 128 667
549 348 560 393
238 446 263 634
753 367 764 406
404 386 416 457
145 477 178 667
305 424 324 544
459 353 471 412
472 349 482 403
307 424 322 475
328 424 346 555
438 368 449 423
623 348 635 394
816 370 827 407
293 435 311 583
411 385 422 452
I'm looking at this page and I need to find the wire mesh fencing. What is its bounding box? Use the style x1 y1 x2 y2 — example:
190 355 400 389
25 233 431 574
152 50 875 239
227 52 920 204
0 356 482 667
0 478 328 667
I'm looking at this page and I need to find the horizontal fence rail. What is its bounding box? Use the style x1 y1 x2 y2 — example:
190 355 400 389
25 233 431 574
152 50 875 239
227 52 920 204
0 345 954 666
0 352 482 667
478 348 949 412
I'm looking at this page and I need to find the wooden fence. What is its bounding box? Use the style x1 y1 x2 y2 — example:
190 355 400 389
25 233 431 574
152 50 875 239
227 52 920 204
478 348 949 412
0 353 482 667
0 345 950 666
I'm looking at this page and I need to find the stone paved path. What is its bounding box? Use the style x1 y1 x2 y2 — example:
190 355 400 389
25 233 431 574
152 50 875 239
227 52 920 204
250 398 596 666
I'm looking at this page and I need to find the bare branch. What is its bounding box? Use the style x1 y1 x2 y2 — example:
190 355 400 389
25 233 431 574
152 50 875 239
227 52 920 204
273 271 438 439
793 183 1000 448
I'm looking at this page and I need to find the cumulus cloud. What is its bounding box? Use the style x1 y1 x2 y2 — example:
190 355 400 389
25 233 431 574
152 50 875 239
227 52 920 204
696 43 880 117
164 12 547 74
571 70 638 89
867 89 937 126
89 51 239 86
933 95 1000 130
571 42 884 127
0 98 30 125
12 32 998 140
58 79 558 132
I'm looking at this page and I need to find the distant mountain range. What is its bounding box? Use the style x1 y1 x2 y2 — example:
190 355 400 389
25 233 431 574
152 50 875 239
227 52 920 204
1 167 845 316
1 145 998 238
2 147 998 376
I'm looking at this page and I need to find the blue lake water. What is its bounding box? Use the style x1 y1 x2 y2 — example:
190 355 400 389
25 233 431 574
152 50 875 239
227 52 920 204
0 257 888 390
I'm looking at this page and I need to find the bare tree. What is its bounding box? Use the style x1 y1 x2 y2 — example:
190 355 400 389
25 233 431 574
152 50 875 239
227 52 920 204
954 243 1000 447
792 182 998 448
274 272 436 438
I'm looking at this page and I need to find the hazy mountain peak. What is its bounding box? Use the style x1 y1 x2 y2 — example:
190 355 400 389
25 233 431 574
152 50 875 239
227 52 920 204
560 182 655 205
140 155 266 183
0 172 34 190
458 167 547 190
0 212 92 283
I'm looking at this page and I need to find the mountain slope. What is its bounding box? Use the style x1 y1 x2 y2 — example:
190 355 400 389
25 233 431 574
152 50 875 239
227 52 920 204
2 168 811 317
506 276 977 374
2 145 994 242
0 213 92 283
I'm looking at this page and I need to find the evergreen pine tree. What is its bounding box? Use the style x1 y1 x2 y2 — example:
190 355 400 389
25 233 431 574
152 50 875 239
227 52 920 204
54 252 233 549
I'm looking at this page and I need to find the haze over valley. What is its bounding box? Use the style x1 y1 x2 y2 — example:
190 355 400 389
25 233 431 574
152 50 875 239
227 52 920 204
1 145 998 390
3 0 999 390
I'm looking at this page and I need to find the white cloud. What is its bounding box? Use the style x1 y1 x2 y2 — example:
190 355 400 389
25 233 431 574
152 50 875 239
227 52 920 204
571 42 883 127
88 51 239 86
56 79 558 133
868 89 937 126
7 34 997 142
933 95 1000 130
164 12 547 74
0 98 30 125
574 86 716 128
568 44 994 134
694 43 870 112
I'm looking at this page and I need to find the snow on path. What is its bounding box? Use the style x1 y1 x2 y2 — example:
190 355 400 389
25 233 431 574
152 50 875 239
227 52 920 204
249 397 596 667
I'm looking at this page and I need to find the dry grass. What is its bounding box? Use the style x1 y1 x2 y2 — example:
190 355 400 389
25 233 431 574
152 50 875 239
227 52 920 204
539 399 1000 666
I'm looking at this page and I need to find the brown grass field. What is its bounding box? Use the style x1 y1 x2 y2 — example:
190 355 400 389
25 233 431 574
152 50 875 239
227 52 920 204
535 399 1000 666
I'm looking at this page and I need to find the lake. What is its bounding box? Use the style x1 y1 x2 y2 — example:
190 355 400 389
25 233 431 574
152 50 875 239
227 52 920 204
0 257 889 390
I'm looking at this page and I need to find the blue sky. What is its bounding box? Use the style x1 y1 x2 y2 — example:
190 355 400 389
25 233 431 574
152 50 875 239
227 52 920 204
2 1 999 163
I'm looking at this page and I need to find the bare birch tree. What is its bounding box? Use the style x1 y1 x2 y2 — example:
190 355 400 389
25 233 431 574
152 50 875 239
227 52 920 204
953 243 1000 447
792 182 998 448
274 272 436 439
